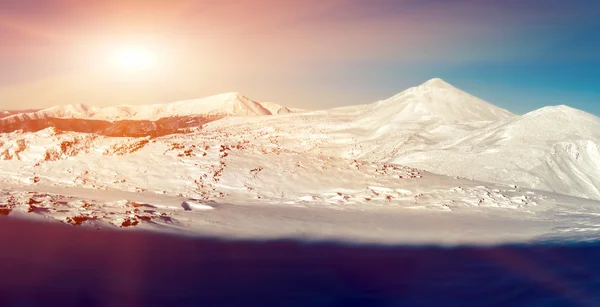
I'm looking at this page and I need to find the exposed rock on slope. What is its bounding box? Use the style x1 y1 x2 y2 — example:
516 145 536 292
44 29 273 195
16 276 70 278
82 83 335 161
0 93 294 136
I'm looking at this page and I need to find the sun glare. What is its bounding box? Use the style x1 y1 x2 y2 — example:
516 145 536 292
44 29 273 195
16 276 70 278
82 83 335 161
111 46 157 74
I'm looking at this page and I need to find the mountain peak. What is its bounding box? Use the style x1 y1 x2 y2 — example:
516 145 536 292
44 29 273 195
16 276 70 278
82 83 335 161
525 105 599 121
533 105 580 114
419 78 455 89
215 92 247 100
372 78 515 123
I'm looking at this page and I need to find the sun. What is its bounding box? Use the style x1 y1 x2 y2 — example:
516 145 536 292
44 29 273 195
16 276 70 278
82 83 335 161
111 46 157 74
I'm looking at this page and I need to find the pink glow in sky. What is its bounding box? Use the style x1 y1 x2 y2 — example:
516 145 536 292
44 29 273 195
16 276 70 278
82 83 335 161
0 0 598 114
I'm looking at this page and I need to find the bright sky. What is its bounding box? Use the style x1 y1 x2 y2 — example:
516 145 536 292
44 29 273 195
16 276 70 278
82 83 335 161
0 0 598 115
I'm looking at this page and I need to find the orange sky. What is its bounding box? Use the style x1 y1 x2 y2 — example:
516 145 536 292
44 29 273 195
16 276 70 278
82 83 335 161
0 0 599 114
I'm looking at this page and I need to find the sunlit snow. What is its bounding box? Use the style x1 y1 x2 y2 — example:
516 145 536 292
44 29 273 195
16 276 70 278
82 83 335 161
1 78 599 244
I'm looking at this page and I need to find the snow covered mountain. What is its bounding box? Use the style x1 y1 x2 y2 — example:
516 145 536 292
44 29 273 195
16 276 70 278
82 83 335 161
0 109 39 119
1 78 600 242
258 101 294 115
2 92 288 122
362 78 514 124
0 93 294 136
393 104 600 199
194 78 600 200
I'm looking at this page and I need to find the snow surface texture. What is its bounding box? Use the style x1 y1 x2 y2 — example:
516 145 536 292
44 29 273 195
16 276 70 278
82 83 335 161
1 78 600 244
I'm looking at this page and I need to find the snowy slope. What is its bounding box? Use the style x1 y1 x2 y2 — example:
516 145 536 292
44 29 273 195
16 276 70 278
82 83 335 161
259 101 293 114
195 80 600 200
358 78 514 126
128 92 273 120
1 78 600 243
393 105 600 199
0 109 39 119
1 126 600 243
265 78 515 162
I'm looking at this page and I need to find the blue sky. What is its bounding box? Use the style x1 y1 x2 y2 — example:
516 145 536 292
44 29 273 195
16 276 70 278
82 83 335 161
316 0 600 115
0 0 598 115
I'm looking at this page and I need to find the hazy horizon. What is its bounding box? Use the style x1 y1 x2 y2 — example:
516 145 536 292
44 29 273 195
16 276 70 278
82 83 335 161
0 0 598 115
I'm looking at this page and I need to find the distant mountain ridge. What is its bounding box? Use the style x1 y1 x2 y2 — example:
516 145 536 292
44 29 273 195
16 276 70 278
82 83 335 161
0 109 39 119
1 92 292 122
0 92 295 136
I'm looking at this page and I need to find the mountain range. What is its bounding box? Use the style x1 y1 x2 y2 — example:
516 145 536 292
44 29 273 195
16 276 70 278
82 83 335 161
1 78 599 242
0 93 293 137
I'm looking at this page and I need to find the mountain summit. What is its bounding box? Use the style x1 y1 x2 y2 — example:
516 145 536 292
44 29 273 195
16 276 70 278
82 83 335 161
364 78 515 124
418 77 456 90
